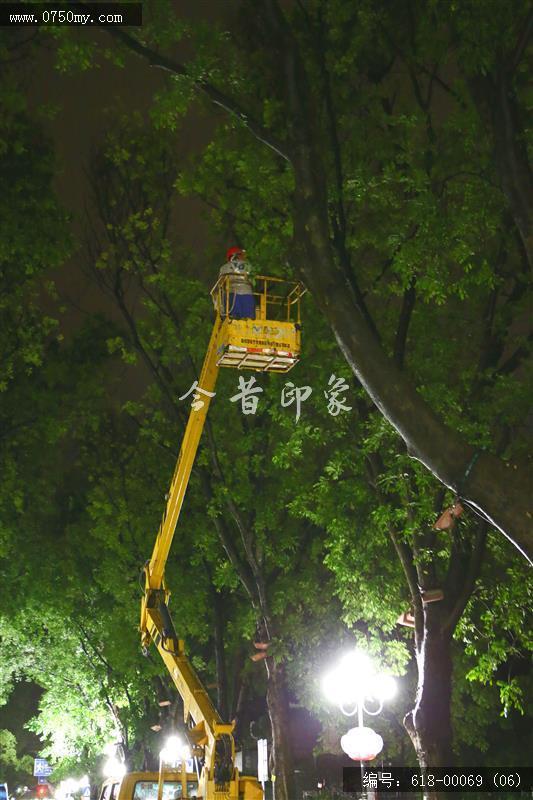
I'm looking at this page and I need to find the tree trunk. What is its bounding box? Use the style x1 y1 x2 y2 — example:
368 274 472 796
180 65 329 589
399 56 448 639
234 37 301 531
212 589 229 720
404 606 453 800
265 658 295 800
467 72 533 269
231 667 249 743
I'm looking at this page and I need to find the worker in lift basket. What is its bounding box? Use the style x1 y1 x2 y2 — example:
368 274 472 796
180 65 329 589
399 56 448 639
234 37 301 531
217 246 256 319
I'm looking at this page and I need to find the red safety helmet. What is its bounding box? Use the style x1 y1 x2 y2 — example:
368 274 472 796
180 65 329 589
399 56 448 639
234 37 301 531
226 246 246 261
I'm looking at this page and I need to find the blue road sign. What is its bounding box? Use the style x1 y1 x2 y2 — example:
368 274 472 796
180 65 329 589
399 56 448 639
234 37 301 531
34 759 53 777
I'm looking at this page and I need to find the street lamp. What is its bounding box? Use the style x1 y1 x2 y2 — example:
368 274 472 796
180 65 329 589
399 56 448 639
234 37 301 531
322 649 397 796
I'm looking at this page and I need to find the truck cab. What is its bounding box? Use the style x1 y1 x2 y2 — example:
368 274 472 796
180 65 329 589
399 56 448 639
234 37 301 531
99 771 198 800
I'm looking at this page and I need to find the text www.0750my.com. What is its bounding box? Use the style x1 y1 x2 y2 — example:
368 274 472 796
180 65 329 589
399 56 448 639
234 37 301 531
1 3 142 26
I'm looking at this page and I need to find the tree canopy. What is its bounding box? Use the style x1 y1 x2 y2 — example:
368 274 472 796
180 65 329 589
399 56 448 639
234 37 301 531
0 4 531 799
100 0 532 558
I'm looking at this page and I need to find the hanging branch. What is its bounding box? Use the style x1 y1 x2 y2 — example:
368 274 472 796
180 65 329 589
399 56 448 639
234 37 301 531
443 521 488 634
103 27 291 163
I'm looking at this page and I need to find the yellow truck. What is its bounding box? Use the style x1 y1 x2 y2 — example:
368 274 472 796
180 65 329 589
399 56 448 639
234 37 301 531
119 270 304 800
99 771 198 800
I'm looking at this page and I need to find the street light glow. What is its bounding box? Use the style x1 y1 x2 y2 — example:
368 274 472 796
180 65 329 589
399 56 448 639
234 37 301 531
102 758 126 778
342 649 373 680
160 735 190 764
322 664 358 706
322 649 376 707
369 672 397 702
322 648 397 714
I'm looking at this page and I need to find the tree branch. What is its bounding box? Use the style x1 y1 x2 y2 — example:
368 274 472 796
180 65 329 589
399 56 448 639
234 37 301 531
496 332 533 377
393 279 416 369
508 9 533 74
443 521 488 634
467 71 533 267
103 26 291 163
210 511 260 607
388 526 424 644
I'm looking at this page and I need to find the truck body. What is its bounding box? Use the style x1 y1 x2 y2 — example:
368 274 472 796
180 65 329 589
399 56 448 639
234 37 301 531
99 772 198 800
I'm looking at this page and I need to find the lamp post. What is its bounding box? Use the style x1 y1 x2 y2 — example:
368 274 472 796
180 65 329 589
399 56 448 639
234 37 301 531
322 649 397 799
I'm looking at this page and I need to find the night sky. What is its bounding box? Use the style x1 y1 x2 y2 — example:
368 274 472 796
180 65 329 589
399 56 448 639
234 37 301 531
26 1 226 334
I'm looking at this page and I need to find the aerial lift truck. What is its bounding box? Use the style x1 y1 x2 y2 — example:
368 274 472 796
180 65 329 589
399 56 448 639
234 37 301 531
138 263 305 799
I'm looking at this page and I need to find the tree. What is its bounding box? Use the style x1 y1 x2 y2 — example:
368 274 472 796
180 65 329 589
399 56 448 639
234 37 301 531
0 319 167 778
91 0 532 559
0 729 33 786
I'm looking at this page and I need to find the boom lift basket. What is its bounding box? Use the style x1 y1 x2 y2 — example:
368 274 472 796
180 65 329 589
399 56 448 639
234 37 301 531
211 275 305 373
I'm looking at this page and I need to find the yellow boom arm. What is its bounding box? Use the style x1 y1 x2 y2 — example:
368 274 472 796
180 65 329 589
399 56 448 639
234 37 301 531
139 275 304 799
141 315 222 609
139 315 246 796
